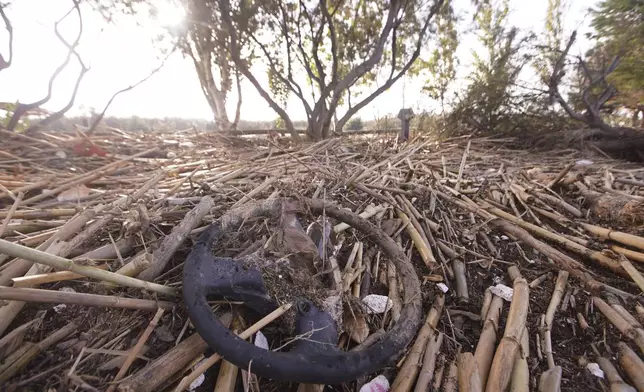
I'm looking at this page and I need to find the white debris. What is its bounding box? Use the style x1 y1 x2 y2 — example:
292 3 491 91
362 295 392 314
55 150 67 159
586 362 604 379
179 141 195 148
500 235 510 241
188 359 207 391
576 159 594 167
53 304 66 313
254 330 269 350
59 287 76 293
359 375 390 392
489 284 514 302
436 283 449 293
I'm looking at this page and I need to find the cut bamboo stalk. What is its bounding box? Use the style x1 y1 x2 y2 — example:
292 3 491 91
0 208 78 220
391 295 444 392
480 288 492 320
396 209 437 269
0 192 23 238
231 177 275 208
543 271 568 369
0 238 178 296
485 267 529 392
483 203 624 277
618 255 644 294
453 258 469 302
455 140 471 192
413 331 444 392
11 264 109 287
333 204 385 233
547 163 574 189
119 313 232 392
138 196 214 281
103 252 152 289
0 286 175 310
458 352 483 392
443 359 458 392
617 342 644 391
509 327 529 392
387 261 402 322
0 317 42 361
214 317 242 392
537 366 562 392
593 297 644 353
108 308 165 391
173 303 293 392
0 206 102 286
0 322 77 382
612 245 644 263
596 356 637 392
580 223 644 252
72 236 135 261
474 294 504 387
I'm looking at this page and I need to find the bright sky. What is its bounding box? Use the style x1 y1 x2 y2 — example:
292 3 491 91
0 0 597 122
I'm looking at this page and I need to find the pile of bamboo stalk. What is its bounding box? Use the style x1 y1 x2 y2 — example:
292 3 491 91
0 128 643 391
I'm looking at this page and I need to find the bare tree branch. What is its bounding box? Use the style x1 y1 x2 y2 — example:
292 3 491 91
81 49 175 135
0 3 13 72
6 0 83 131
218 0 301 142
26 0 88 132
337 0 442 131
547 31 639 136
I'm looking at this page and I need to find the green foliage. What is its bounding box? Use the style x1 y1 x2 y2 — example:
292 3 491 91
451 0 529 134
1 103 30 132
420 0 458 110
587 0 644 110
346 117 364 131
534 0 565 83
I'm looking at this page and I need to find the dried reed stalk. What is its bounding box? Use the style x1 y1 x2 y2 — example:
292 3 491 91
458 352 483 392
617 342 644 391
396 209 437 269
0 322 77 382
138 196 214 281
391 295 444 392
0 238 178 296
580 223 644 252
509 327 529 392
596 356 637 392
173 303 293 392
538 366 561 392
118 313 232 392
0 286 175 310
474 294 504 387
543 271 568 369
593 297 644 353
485 267 529 392
107 308 165 391
612 245 644 263
413 331 444 392
11 264 109 287
0 192 23 238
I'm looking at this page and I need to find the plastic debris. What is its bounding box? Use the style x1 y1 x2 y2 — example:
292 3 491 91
359 375 390 392
362 294 392 314
436 283 449 293
586 362 604 379
255 330 269 350
489 284 514 302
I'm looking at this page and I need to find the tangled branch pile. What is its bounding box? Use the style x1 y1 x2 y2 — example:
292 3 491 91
0 128 643 391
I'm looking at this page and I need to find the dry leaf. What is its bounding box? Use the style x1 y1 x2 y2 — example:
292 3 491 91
57 184 91 202
343 313 369 344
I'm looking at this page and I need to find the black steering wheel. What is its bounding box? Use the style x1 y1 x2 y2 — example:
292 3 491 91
182 198 422 384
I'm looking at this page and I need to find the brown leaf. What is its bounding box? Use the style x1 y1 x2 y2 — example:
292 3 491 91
57 184 91 202
343 313 369 344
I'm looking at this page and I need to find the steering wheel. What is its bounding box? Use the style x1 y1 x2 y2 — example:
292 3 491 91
182 198 423 384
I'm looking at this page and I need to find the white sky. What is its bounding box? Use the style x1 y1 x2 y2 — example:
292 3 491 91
0 0 597 122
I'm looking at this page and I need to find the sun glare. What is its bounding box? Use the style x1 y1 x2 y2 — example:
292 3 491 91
151 1 185 29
